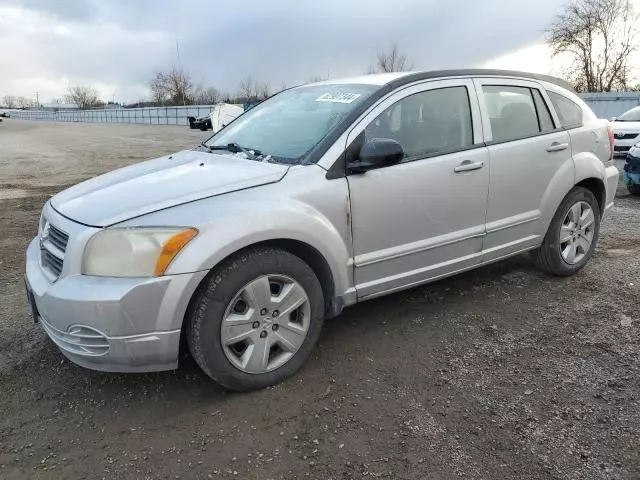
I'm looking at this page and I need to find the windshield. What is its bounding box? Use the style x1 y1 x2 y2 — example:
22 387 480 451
204 84 378 163
617 106 640 122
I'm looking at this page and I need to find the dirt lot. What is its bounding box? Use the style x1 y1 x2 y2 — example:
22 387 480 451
0 120 638 480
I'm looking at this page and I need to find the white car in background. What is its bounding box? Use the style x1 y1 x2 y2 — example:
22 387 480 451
610 106 640 157
188 103 244 132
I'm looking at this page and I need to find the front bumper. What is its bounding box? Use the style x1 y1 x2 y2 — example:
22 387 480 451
613 137 639 157
26 237 207 372
623 152 640 186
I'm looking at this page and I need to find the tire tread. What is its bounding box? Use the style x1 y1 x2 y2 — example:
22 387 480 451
185 247 324 391
531 187 600 277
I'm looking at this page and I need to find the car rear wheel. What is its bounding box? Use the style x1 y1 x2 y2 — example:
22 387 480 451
531 187 600 276
186 247 324 391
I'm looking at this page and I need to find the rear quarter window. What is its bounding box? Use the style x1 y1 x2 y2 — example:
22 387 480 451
548 91 583 128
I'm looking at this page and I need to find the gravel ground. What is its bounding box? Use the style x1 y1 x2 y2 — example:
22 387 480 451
0 120 638 480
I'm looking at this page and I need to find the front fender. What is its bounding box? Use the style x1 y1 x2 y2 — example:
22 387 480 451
117 169 355 304
178 200 353 298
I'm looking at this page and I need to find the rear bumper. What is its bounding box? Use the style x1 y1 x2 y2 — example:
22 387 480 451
25 237 208 372
603 165 619 217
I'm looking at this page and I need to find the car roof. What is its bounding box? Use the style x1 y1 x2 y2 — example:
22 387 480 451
312 69 575 92
309 72 413 86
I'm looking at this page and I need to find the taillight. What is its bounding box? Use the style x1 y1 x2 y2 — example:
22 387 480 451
608 126 615 160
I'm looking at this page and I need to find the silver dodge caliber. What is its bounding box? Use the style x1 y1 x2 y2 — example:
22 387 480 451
26 70 619 391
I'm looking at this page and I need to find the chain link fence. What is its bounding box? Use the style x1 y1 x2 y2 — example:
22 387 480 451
7 105 230 126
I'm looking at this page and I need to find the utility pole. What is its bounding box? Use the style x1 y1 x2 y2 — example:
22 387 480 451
176 38 186 106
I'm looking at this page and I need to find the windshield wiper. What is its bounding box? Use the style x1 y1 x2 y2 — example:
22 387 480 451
204 142 263 157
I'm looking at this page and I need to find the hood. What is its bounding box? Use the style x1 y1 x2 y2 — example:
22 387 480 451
51 150 289 227
612 120 640 133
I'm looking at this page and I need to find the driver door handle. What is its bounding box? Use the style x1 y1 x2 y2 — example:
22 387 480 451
454 160 484 173
546 142 569 152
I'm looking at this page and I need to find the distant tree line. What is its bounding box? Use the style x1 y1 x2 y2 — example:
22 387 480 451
2 95 38 109
1 45 416 110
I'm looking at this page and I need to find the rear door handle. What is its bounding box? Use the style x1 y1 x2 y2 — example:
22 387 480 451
546 142 569 152
454 160 484 173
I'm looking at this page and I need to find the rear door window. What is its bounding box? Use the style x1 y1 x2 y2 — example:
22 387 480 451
483 85 552 142
547 91 583 128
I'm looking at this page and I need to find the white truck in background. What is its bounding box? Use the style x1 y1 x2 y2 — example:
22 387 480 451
209 103 244 132
188 103 244 132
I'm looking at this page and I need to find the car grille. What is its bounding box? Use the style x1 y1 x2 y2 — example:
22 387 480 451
615 133 638 140
48 224 69 251
41 221 69 279
42 250 64 277
614 145 631 152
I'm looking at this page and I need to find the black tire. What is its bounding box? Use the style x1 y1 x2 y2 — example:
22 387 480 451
531 187 601 276
186 247 324 391
628 184 640 196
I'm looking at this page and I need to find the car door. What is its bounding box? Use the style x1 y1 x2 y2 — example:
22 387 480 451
345 79 490 299
474 78 574 262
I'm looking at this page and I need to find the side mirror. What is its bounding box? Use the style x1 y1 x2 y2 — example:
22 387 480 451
349 138 404 173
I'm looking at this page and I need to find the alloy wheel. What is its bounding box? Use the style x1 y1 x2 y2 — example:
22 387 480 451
220 274 311 374
559 201 595 265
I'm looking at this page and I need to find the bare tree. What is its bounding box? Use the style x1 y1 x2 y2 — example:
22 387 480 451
64 85 102 109
257 82 271 99
150 68 193 106
15 96 34 109
192 85 221 105
307 75 328 83
546 0 638 92
237 76 258 101
368 43 413 73
237 76 271 101
2 95 16 108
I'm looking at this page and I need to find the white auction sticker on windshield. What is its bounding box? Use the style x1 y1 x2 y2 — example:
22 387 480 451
315 92 362 104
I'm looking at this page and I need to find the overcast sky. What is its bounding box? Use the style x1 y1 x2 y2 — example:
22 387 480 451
0 0 635 104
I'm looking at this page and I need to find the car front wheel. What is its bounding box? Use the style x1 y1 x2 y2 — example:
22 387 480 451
532 187 601 276
186 247 324 391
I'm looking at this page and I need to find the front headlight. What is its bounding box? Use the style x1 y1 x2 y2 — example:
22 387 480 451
82 227 198 277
